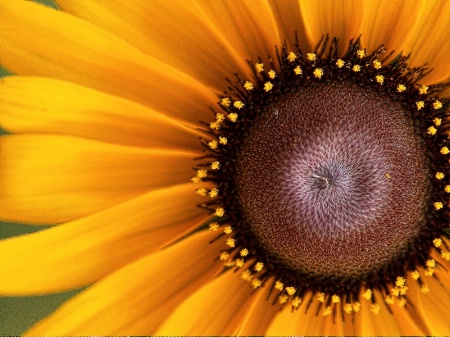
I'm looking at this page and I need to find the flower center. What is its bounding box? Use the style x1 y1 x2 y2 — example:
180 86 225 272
235 82 429 280
193 36 450 314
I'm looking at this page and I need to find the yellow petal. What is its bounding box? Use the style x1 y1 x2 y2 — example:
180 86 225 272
57 0 250 90
194 0 282 66
393 0 450 83
299 0 364 52
0 0 216 123
266 292 332 335
156 271 266 335
266 0 310 51
0 135 197 223
24 230 226 335
0 76 201 149
0 183 208 295
407 271 450 335
359 0 428 53
235 279 282 335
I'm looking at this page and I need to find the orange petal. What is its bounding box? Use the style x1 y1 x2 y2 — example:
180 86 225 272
407 272 450 335
56 0 251 90
0 183 209 295
391 0 450 83
155 270 273 335
0 0 216 123
24 230 227 335
0 134 197 223
266 292 337 335
235 279 282 335
359 0 428 53
298 0 364 53
0 76 202 149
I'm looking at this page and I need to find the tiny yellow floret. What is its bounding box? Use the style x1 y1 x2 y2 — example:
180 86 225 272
441 251 450 261
219 251 230 261
211 161 220 170
197 169 208 178
264 81 274 92
411 270 420 280
279 294 288 304
426 259 436 268
208 140 218 149
336 59 345 68
419 85 429 94
255 63 264 73
433 238 442 248
254 262 264 272
223 225 233 234
287 51 297 62
215 208 225 217
220 97 231 107
209 222 219 231
370 303 380 314
363 289 372 300
425 268 435 277
241 269 252 281
416 101 425 110
226 238 235 247
235 258 245 268
252 278 262 289
441 147 449 155
209 188 219 198
317 292 325 302
293 66 302 75
306 53 316 61
385 295 395 305
356 49 366 58
395 276 406 287
445 185 450 193
372 60 382 69
291 296 302 308
433 100 443 109
427 126 437 135
397 297 407 306
434 118 442 126
322 306 332 316
228 113 238 122
268 70 276 79
375 75 384 84
275 281 284 291
352 64 361 72
209 121 220 130
219 136 228 145
240 248 249 257
352 302 361 312
313 68 324 79
343 303 353 314
216 113 225 122
233 101 244 110
244 81 254 91
196 187 207 196
436 172 445 180
332 294 340 303
397 84 406 92
286 286 296 296
434 202 443 210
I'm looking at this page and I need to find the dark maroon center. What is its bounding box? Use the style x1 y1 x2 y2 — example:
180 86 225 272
235 82 429 279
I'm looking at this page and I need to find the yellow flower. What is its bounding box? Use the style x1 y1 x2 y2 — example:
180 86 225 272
0 0 450 335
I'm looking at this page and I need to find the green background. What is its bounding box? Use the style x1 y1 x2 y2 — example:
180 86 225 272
0 0 84 335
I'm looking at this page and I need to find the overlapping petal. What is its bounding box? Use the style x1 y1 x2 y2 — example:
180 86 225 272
23 230 227 335
0 135 198 223
0 76 202 149
0 0 216 123
0 183 208 294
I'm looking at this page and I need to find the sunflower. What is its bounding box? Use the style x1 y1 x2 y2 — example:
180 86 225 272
1 0 450 335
